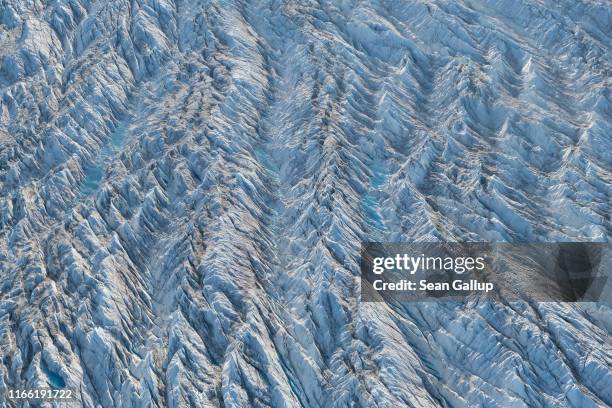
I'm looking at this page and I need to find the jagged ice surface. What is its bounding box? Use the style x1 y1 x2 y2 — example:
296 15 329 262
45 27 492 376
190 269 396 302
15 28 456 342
0 0 611 406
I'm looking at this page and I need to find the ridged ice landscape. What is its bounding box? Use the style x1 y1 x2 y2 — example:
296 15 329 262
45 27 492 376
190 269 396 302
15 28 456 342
0 0 610 406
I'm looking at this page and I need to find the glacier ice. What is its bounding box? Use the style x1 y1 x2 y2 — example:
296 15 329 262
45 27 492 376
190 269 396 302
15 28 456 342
0 0 611 406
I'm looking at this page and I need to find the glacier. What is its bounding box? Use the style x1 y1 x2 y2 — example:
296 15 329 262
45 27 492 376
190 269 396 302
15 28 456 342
0 0 610 406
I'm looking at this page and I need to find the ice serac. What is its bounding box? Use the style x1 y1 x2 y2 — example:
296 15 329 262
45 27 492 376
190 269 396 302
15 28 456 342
0 0 610 407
